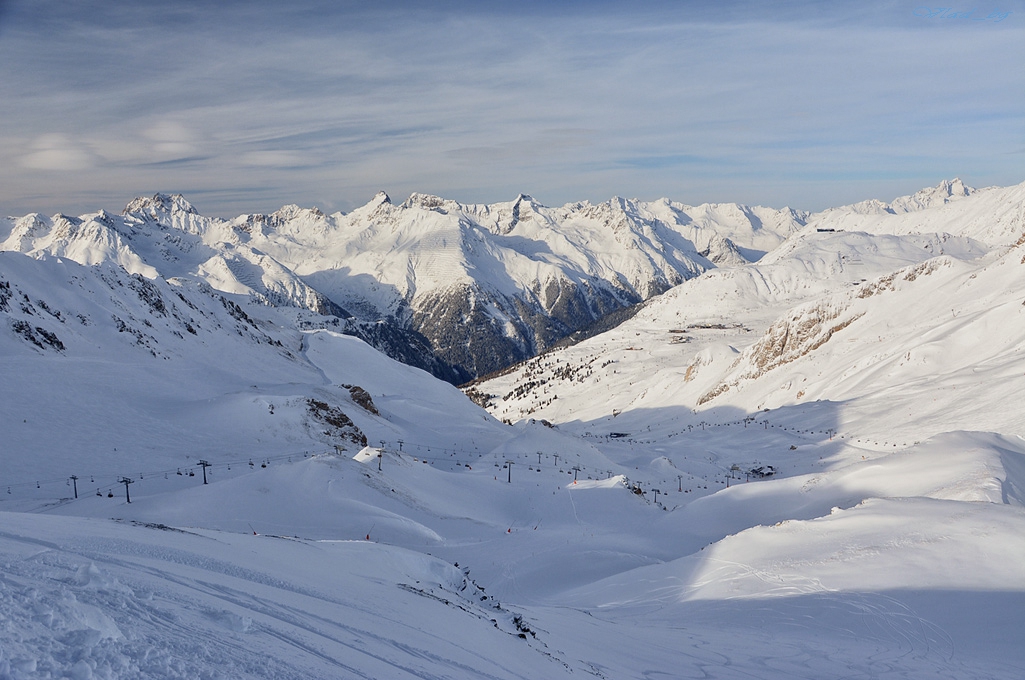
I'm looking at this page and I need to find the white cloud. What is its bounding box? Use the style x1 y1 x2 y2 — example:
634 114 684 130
1 1 1023 215
144 121 199 160
239 150 310 168
21 134 94 171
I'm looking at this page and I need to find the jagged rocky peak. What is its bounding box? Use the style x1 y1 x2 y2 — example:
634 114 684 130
700 232 748 266
92 209 116 226
122 193 198 217
51 213 83 239
341 191 397 226
616 195 636 210
577 196 633 228
233 212 271 227
937 177 972 197
401 193 452 210
272 204 325 222
362 191 397 223
5 214 51 247
506 193 544 230
52 213 83 227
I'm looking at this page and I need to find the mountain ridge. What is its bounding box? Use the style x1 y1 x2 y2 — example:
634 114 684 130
3 188 810 380
4 178 1021 384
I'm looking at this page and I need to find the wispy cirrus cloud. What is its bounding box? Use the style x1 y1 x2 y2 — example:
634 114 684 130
21 134 95 171
0 0 1022 217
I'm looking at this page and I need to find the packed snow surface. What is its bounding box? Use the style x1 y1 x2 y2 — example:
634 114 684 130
3 179 1025 678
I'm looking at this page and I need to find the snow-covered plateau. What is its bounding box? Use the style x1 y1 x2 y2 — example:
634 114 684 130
2 179 1024 679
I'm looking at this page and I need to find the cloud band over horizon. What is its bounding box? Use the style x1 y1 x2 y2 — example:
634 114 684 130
1 0 1023 217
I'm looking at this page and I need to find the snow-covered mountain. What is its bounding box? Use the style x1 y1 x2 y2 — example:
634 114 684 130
1 191 806 380
807 177 1025 245
3 178 1025 679
471 179 1024 433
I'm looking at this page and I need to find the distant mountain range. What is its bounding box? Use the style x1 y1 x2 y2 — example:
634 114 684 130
469 178 1025 443
4 178 1023 384
2 190 812 381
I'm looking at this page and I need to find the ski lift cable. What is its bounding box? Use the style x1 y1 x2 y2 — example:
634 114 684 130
6 414 837 500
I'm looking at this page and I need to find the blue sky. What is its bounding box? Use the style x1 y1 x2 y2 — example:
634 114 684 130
1 0 1023 217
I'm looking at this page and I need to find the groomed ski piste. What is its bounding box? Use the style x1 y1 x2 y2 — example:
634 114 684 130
2 180 1025 679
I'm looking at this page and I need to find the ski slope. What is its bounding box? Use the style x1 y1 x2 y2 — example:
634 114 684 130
3 179 1025 678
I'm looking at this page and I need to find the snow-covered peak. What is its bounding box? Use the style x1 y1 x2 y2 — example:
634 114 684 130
574 196 633 228
820 179 978 218
17 213 52 232
806 178 1025 246
700 232 748 267
842 198 895 215
271 204 325 222
888 177 975 213
2 213 51 251
401 192 452 211
52 213 83 227
92 209 116 226
122 193 198 217
8 180 1021 382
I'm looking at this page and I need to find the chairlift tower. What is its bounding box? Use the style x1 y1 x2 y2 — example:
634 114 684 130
118 477 134 503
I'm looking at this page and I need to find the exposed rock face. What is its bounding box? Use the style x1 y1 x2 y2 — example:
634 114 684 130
412 285 527 380
697 301 865 405
306 398 367 447
410 277 645 379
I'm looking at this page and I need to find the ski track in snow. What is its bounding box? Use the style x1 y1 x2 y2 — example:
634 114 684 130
0 523 565 679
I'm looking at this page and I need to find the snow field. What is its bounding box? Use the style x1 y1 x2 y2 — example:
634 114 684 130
0 512 570 679
4 180 1025 677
